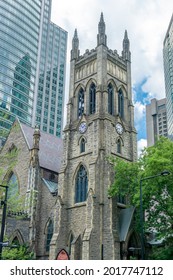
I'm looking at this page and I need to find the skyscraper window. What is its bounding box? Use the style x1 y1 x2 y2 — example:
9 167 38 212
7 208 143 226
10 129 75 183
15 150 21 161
0 0 67 138
163 15 173 139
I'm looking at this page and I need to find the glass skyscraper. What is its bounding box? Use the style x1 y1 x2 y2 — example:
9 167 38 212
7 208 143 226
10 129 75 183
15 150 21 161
163 14 173 139
0 0 67 137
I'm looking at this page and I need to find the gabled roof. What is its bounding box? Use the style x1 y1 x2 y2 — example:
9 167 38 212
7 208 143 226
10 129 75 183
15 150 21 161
20 122 63 173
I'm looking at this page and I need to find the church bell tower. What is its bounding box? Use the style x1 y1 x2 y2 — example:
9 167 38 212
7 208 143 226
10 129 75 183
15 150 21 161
50 13 137 260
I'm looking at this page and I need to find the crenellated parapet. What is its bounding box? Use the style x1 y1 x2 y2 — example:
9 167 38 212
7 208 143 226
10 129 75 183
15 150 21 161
70 19 130 85
77 48 97 61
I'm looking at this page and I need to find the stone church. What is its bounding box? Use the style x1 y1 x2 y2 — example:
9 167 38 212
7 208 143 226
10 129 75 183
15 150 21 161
0 13 140 260
49 13 139 260
0 119 63 259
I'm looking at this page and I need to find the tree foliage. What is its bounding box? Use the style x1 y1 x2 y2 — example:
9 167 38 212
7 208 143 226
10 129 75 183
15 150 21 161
108 137 173 259
2 244 34 260
148 237 173 260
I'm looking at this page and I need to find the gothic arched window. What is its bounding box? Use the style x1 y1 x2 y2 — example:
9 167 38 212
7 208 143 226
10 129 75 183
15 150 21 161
78 88 84 118
80 138 86 153
46 220 54 252
12 236 20 246
75 165 88 203
117 139 121 154
89 83 96 114
68 233 74 256
8 172 19 199
108 83 113 115
118 89 124 118
118 194 126 204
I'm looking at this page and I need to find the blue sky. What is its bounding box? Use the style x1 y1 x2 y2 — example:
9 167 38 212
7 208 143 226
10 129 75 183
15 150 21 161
51 0 172 155
133 78 150 140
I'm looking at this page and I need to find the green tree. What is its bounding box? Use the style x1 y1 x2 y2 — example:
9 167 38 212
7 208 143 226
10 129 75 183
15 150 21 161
108 137 173 259
2 244 34 260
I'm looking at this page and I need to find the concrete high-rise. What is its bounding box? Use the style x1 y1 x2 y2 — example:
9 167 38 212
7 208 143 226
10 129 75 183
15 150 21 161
0 0 67 137
146 98 168 147
163 14 173 139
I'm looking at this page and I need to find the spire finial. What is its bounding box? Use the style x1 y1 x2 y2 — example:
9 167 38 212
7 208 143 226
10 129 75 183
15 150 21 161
74 28 78 39
98 12 105 35
30 125 40 167
124 30 128 39
97 12 107 46
33 125 40 149
123 30 129 49
100 12 104 22
71 28 79 60
122 30 131 60
72 28 79 45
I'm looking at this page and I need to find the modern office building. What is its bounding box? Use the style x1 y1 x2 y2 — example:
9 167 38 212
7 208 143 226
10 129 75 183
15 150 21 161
0 0 67 137
163 14 173 139
146 98 168 147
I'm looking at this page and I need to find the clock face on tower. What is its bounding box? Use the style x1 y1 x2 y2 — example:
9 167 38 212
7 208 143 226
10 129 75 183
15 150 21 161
116 123 123 135
79 122 87 134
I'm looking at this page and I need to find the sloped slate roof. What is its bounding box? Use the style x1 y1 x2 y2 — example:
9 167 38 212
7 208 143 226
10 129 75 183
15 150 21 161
42 178 58 194
119 206 135 242
20 122 63 173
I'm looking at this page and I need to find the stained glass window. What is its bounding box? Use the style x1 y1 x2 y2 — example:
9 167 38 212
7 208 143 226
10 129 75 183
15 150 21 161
118 89 124 118
80 138 85 153
78 88 84 118
8 173 19 199
108 83 113 115
89 83 96 114
46 220 54 252
117 139 121 154
75 165 88 203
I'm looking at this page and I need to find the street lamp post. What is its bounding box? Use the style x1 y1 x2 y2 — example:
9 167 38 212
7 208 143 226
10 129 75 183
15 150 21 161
0 185 8 260
140 170 170 260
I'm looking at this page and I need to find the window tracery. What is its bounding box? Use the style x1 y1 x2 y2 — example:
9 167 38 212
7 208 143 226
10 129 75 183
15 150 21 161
75 165 88 203
108 83 113 115
118 89 124 118
89 83 96 114
46 220 54 252
7 172 19 199
78 88 84 118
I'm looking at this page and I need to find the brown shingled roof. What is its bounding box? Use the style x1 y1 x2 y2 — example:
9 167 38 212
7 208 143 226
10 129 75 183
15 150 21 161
20 122 63 173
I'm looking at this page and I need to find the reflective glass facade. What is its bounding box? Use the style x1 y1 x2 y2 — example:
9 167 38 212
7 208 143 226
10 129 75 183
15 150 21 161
0 0 40 130
0 0 67 137
36 22 67 137
163 15 173 139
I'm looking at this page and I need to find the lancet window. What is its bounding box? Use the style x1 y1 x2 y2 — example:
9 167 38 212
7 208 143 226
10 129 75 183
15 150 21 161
108 83 113 115
89 83 96 114
46 220 54 252
118 89 124 118
78 88 84 118
75 165 88 203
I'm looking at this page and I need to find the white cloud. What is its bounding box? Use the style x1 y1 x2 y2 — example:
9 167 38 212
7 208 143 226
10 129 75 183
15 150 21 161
142 70 166 100
134 101 146 122
138 138 147 157
134 101 146 139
